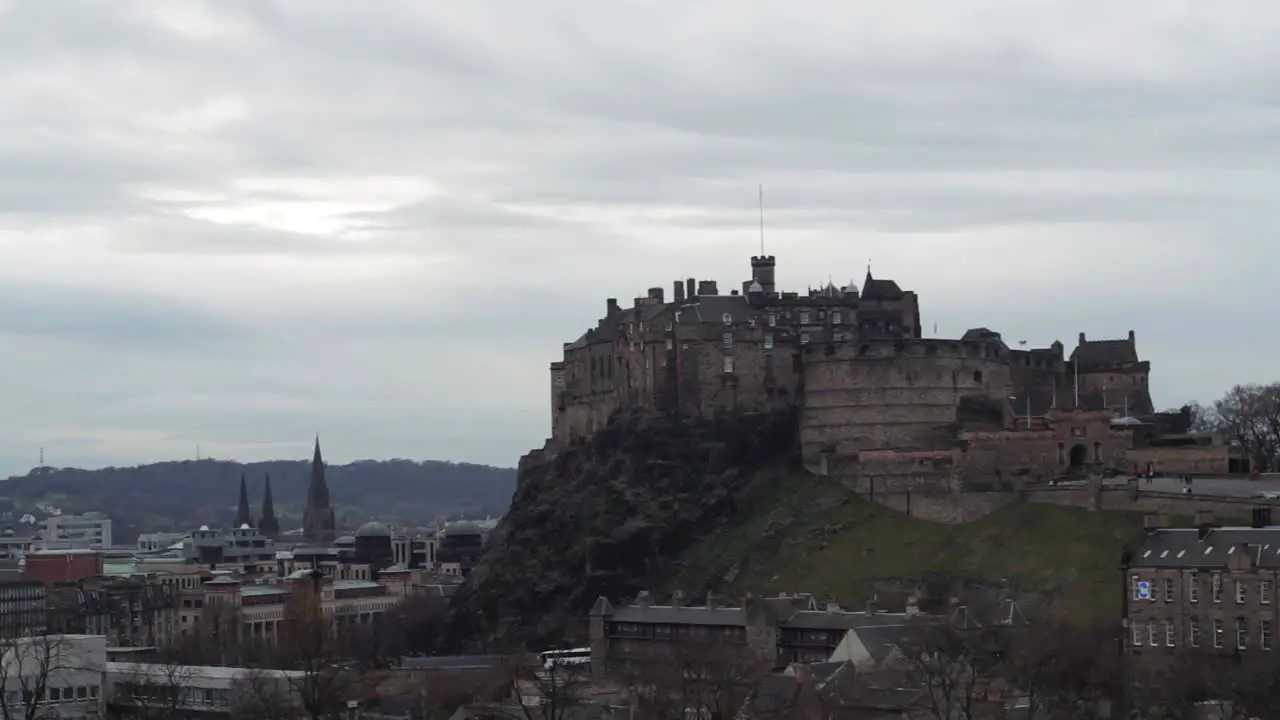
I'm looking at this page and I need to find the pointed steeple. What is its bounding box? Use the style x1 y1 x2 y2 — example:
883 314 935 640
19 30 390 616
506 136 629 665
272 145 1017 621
259 474 280 539
303 436 336 545
234 474 253 528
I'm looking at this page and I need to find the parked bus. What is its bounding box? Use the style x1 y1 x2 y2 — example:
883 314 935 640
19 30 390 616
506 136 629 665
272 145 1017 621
539 648 591 671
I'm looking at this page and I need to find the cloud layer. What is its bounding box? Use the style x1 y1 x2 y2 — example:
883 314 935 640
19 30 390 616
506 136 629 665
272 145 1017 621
2 0 1277 475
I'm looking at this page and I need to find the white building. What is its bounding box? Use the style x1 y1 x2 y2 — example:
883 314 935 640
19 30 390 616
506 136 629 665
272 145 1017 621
0 634 106 719
135 532 185 552
107 662 306 716
42 513 112 550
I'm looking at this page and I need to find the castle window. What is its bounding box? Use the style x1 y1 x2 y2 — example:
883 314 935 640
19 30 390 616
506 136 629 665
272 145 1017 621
799 312 810 324
769 313 777 327
722 313 733 326
722 332 733 349
972 370 983 383
666 339 673 351
723 357 734 374
764 334 774 350
800 332 811 345
831 311 842 324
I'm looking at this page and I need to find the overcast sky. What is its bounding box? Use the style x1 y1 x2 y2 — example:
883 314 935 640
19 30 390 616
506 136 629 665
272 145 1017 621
1 1 1276 477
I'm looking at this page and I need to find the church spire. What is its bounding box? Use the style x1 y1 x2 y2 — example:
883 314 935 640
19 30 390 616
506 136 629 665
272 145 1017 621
234 474 253 528
302 436 336 545
259 474 279 539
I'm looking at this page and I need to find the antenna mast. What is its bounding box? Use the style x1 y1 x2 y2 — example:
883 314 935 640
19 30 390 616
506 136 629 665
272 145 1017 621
758 183 765 255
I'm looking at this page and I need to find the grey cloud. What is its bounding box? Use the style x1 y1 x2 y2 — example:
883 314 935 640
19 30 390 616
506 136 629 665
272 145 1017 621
0 283 256 353
2 0 1279 476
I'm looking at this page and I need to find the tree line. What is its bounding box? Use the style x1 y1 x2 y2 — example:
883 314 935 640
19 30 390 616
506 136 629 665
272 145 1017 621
1186 382 1280 472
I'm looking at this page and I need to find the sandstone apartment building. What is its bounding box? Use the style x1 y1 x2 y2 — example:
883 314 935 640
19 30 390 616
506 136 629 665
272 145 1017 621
1124 511 1280 683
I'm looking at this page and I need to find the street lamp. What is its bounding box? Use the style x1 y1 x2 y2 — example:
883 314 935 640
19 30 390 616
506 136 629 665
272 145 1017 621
1009 395 1031 429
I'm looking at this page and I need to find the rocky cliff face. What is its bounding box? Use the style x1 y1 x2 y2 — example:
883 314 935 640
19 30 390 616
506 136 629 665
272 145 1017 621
442 410 797 651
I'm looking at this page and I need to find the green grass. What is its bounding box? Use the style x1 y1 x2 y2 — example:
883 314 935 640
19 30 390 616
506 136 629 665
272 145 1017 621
672 472 1167 625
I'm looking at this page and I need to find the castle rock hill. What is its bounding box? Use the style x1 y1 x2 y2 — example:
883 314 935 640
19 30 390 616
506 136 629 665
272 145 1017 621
547 254 1239 520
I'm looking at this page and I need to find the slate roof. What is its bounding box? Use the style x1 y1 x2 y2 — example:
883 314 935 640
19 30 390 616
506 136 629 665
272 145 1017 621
674 294 755 324
1131 527 1280 569
861 270 905 301
1071 338 1139 367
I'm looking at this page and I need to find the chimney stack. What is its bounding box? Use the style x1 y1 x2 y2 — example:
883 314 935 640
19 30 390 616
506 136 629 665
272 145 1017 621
636 590 652 607
607 298 620 316
697 280 719 296
673 280 685 304
648 287 664 304
671 589 686 608
706 592 717 610
905 595 920 616
1078 332 1086 345
686 278 696 303
1128 329 1136 342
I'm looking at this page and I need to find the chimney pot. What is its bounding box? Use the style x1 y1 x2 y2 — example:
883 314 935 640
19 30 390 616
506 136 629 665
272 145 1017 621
1128 329 1135 342
1078 332 1086 345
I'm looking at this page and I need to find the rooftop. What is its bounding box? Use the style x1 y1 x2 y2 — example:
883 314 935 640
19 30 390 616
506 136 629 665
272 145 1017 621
1131 526 1280 569
107 661 306 681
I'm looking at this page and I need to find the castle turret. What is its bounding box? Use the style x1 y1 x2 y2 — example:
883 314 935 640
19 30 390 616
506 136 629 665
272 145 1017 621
751 255 776 296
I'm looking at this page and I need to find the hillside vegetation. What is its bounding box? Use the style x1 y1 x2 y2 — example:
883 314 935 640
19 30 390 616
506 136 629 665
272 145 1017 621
671 472 1151 624
443 409 1169 651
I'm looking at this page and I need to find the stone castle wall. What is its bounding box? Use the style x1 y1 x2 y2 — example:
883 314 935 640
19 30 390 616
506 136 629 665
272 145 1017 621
800 339 1014 465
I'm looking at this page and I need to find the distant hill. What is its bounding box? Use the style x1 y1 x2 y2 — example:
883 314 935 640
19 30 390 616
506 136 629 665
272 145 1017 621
0 459 516 543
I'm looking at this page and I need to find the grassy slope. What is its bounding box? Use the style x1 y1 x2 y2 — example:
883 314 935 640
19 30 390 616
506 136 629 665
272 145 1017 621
672 471 1190 625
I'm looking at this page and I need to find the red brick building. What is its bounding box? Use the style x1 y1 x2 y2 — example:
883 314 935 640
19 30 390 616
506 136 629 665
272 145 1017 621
24 549 104 584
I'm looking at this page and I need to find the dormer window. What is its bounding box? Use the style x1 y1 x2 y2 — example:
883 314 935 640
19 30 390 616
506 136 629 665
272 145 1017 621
799 312 811 325
722 313 733 326
764 334 774 350
800 332 811 345
723 357 734 373
722 332 733 349
832 312 842 324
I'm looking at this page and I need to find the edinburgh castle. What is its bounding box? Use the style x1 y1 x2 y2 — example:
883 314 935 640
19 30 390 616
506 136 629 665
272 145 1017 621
548 255 1244 521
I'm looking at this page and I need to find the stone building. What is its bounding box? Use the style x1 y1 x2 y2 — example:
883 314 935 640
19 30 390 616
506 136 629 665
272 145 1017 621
587 591 938 678
550 253 1235 517
1123 515 1280 685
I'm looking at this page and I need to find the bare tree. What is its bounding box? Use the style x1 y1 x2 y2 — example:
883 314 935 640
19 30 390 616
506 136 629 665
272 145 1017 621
1212 383 1280 472
621 639 765 720
0 633 103 720
1149 651 1280 720
232 667 300 720
271 571 353 720
464 653 590 720
108 657 196 720
904 617 1011 720
999 618 1121 720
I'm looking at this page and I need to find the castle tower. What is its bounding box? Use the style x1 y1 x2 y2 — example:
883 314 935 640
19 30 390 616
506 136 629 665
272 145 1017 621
750 255 776 296
302 437 336 546
234 474 253 528
259 474 280 539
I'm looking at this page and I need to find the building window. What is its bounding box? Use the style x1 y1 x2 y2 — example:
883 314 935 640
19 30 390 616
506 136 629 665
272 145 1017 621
1237 581 1248 604
831 311 842 324
764 334 774 350
800 332 811 345
1214 618 1224 648
1189 616 1200 647
665 339 673 351
1213 574 1222 603
1165 620 1175 647
1263 580 1273 604
799 312 810 324
1264 620 1274 650
1147 621 1158 647
1131 622 1142 647
1189 573 1199 603
1238 618 1249 650
723 332 733 349
1164 577 1174 603
722 313 733 326
769 313 777 326
723 357 734 374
